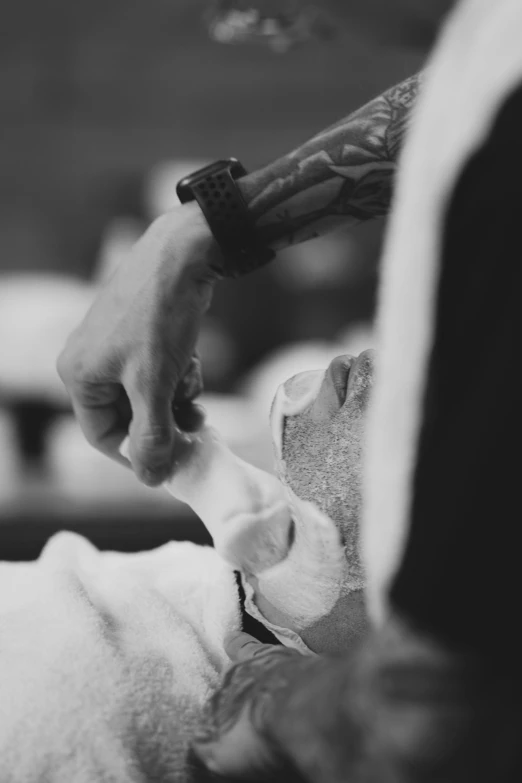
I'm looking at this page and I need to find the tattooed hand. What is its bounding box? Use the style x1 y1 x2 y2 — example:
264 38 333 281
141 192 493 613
192 632 308 781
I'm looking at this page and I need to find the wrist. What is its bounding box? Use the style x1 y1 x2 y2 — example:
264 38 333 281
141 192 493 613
156 201 226 284
175 159 277 276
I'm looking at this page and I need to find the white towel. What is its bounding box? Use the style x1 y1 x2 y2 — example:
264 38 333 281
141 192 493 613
159 400 363 656
0 531 240 782
5 2 517 775
0 385 358 781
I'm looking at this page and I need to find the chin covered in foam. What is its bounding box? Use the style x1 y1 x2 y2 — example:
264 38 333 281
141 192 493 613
0 350 375 780
162 349 375 655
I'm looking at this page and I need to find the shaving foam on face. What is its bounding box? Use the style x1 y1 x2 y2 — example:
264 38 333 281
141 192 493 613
120 390 349 649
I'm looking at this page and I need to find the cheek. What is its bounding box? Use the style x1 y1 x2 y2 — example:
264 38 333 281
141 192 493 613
325 414 366 490
280 413 366 507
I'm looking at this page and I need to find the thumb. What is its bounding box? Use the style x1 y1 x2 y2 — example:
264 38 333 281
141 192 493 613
126 368 178 486
225 632 274 663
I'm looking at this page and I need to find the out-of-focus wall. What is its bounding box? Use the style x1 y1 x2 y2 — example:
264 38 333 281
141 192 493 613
0 0 426 277
1 0 445 554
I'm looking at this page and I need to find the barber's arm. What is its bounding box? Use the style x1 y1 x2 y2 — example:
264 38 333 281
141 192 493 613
192 631 361 782
57 72 422 486
239 71 422 248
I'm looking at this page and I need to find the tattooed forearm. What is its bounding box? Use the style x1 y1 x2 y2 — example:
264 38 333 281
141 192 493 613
239 72 423 250
192 642 362 781
192 645 313 778
194 646 307 745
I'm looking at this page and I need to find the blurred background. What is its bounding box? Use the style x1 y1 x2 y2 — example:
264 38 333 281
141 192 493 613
0 0 451 558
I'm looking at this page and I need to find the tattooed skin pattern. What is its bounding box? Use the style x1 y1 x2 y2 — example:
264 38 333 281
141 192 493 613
239 72 423 249
192 645 311 779
191 74 425 779
191 638 365 781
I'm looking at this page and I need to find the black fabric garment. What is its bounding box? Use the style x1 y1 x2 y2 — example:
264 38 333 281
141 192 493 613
234 571 282 646
390 82 522 660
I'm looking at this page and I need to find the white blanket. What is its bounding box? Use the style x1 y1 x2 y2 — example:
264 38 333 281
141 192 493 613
0 532 240 782
4 1 519 777
0 409 355 781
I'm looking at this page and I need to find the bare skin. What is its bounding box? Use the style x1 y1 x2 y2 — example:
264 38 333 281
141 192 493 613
195 617 509 783
192 632 311 779
192 351 376 776
157 349 374 653
241 73 423 248
55 71 422 777
57 73 422 487
245 350 374 653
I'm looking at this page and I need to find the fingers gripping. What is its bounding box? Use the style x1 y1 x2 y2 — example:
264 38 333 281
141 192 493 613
125 364 177 486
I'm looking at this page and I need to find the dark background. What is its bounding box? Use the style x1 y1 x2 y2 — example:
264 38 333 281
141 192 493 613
0 0 428 277
0 0 446 557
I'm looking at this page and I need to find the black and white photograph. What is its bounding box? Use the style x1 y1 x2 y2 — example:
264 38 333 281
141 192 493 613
1 1 520 781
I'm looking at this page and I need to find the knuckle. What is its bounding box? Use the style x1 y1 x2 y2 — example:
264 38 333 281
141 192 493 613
56 351 67 381
57 349 94 394
251 644 276 659
56 327 84 380
83 428 102 449
56 346 75 385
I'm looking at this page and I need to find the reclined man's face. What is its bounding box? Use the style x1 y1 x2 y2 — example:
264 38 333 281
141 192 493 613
160 348 376 653
273 349 375 573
